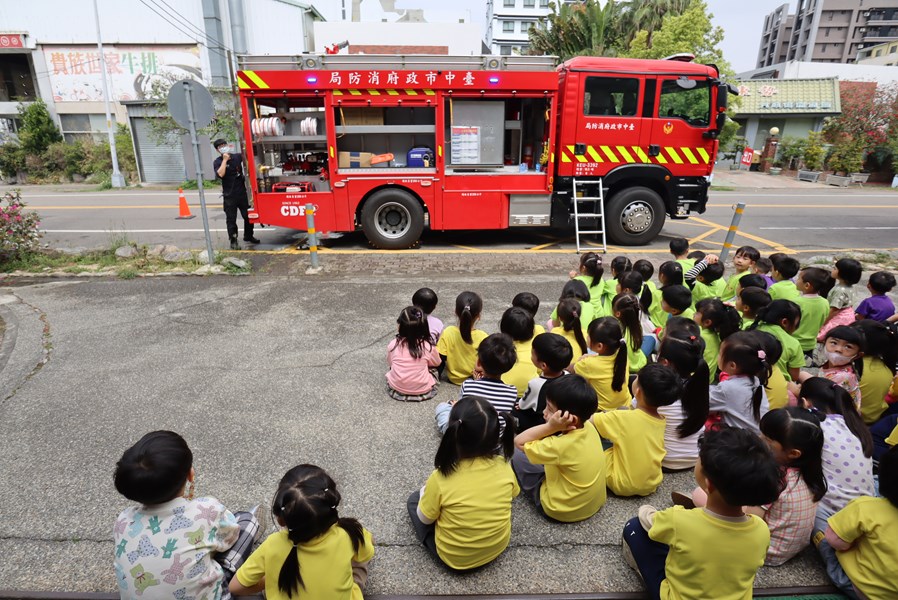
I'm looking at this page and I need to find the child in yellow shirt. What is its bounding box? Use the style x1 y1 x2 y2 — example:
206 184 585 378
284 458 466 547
574 317 630 410
622 427 783 600
819 446 898 599
592 364 681 496
499 306 540 397
437 291 488 384
512 374 607 522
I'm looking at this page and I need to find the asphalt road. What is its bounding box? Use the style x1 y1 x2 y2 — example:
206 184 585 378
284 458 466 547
0 276 828 595
10 186 898 256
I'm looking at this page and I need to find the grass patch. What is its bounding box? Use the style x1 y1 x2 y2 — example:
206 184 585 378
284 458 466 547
179 179 221 190
711 185 737 192
117 267 138 280
1 248 246 278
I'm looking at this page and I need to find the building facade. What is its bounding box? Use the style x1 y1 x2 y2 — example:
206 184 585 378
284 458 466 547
0 0 322 182
486 0 552 55
755 0 898 68
857 39 898 63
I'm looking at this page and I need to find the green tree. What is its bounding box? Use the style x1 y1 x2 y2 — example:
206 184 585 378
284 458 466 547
619 0 693 50
17 99 62 156
803 131 825 171
528 0 623 60
144 74 241 147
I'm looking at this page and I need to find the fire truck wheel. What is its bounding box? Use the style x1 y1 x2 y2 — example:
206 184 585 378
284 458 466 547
361 189 425 249
605 187 666 246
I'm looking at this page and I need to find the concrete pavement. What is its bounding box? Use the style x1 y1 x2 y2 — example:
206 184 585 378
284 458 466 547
0 274 829 595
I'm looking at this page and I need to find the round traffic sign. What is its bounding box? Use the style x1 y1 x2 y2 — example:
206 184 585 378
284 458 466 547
167 79 215 129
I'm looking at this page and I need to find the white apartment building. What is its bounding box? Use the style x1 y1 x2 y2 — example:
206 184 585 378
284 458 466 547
486 0 552 55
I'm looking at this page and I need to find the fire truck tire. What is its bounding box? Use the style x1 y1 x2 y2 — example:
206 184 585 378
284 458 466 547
361 189 425 249
605 187 666 246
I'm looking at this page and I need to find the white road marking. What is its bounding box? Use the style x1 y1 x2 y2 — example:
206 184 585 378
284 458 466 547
759 227 898 230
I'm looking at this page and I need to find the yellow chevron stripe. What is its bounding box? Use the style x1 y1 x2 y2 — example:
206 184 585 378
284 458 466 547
586 146 604 163
550 152 554 163
633 147 650 163
601 146 619 163
349 89 362 96
616 146 635 163
681 147 699 164
561 150 572 163
237 78 249 89
569 144 588 163
386 89 400 96
243 71 269 89
696 147 710 163
405 89 418 96
367 89 381 96
666 147 684 164
654 152 668 165
332 90 344 96
424 89 435 95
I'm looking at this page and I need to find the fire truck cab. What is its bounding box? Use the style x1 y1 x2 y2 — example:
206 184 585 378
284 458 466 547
235 54 730 249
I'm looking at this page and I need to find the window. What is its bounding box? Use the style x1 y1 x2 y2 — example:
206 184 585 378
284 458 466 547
658 78 711 127
891 45 897 53
539 0 548 6
524 0 535 7
0 54 36 102
522 21 533 32
59 113 111 143
503 0 515 6
503 20 515 32
583 77 640 117
875 48 883 56
500 45 512 55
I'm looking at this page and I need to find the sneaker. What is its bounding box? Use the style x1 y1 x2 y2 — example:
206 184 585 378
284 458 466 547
671 491 696 510
637 504 658 531
243 237 261 244
248 504 269 547
230 239 240 250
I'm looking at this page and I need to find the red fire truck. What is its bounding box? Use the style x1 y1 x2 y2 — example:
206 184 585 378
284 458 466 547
235 53 733 249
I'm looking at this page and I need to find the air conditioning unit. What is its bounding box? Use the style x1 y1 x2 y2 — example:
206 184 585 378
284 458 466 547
859 27 866 33
863 11 870 17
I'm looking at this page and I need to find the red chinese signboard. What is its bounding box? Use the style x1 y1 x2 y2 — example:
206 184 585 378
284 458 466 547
741 148 754 167
0 34 25 48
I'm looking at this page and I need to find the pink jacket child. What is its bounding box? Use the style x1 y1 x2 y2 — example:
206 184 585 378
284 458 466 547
387 306 441 402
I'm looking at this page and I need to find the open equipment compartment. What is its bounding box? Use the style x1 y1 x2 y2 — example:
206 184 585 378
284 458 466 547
332 104 437 171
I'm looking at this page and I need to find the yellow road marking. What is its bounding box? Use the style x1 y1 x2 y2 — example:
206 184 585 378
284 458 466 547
450 244 480 251
689 216 794 253
529 238 571 251
688 226 725 244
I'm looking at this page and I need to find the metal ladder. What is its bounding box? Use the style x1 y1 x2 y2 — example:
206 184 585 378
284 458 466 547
572 178 607 254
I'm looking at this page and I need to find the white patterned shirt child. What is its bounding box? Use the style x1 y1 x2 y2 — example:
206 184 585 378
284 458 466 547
818 414 875 517
114 496 239 600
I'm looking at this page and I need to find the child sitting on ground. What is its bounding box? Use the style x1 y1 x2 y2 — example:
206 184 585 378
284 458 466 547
612 292 650 372
512 375 607 522
552 297 589 364
437 291 488 385
820 257 862 339
661 285 695 323
500 307 541 397
748 329 788 410
386 306 441 402
792 326 864 408
231 464 373 599
820 445 898 599
408 397 518 571
592 364 681 497
856 271 897 322
413 287 443 342
574 317 630 411
651 261 684 329
670 237 695 274
685 255 726 303
568 252 606 319
722 246 761 301
512 292 545 336
694 298 742 382
769 255 801 302
793 267 834 355
114 431 262 600
436 333 517 434
513 332 573 432
737 287 772 330
852 319 897 424
748 299 804 382
621 427 783 600
709 331 771 434
549 279 595 332
754 257 776 289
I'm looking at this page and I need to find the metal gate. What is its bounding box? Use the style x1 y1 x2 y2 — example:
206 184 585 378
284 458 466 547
131 117 187 183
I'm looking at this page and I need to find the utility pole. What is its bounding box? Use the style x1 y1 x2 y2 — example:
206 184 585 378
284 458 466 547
92 0 126 188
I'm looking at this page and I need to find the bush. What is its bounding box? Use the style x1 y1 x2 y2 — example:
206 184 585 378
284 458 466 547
0 142 26 180
18 99 62 157
803 131 825 171
0 190 42 263
827 139 864 175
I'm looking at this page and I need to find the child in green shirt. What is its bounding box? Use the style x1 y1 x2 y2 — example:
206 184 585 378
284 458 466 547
722 246 760 301
769 255 801 301
793 267 834 354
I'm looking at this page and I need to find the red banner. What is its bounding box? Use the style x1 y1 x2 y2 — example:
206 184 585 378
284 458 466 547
0 34 25 48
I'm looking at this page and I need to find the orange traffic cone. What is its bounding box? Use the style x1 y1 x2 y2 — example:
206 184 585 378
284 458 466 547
176 188 195 220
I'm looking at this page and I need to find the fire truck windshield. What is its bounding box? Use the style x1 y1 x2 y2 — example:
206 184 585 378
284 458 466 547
659 79 711 127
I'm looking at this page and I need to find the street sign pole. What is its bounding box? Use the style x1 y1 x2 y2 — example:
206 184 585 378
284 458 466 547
183 81 216 265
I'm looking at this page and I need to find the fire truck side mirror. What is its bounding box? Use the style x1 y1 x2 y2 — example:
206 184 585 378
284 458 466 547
716 83 729 112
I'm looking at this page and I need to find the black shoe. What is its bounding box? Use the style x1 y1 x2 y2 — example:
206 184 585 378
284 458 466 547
243 237 261 244
230 239 239 250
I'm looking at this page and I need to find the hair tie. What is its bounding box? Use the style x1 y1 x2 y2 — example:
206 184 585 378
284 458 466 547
324 488 329 492
757 350 766 360
331 505 337 509
831 382 840 390
462 305 471 312
619 338 626 345
689 335 696 341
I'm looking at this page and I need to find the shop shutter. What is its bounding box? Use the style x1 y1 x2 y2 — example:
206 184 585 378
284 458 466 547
132 117 186 183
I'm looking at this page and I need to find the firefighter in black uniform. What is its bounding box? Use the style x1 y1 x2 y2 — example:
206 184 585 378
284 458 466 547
212 138 259 250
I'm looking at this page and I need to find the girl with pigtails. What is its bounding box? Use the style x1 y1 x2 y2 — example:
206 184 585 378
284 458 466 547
407 396 519 571
437 291 488 384
231 465 374 599
708 330 771 435
574 317 630 411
